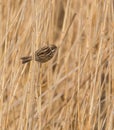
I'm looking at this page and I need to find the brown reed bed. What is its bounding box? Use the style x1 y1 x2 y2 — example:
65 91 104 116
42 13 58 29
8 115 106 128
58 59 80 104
0 0 114 130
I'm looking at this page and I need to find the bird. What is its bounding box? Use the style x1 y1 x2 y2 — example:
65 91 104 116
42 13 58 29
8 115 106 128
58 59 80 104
21 44 57 64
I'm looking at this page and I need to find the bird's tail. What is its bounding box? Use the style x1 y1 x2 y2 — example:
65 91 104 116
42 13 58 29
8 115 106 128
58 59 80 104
21 56 32 64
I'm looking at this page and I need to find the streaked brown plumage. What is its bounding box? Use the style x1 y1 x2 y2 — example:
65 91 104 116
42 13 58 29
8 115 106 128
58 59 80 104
21 45 57 64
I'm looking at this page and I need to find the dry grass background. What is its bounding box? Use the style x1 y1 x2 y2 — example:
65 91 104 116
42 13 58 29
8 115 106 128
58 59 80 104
0 0 114 130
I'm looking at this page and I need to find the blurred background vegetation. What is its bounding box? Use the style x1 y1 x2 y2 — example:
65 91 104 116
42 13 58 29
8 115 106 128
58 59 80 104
0 0 114 130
